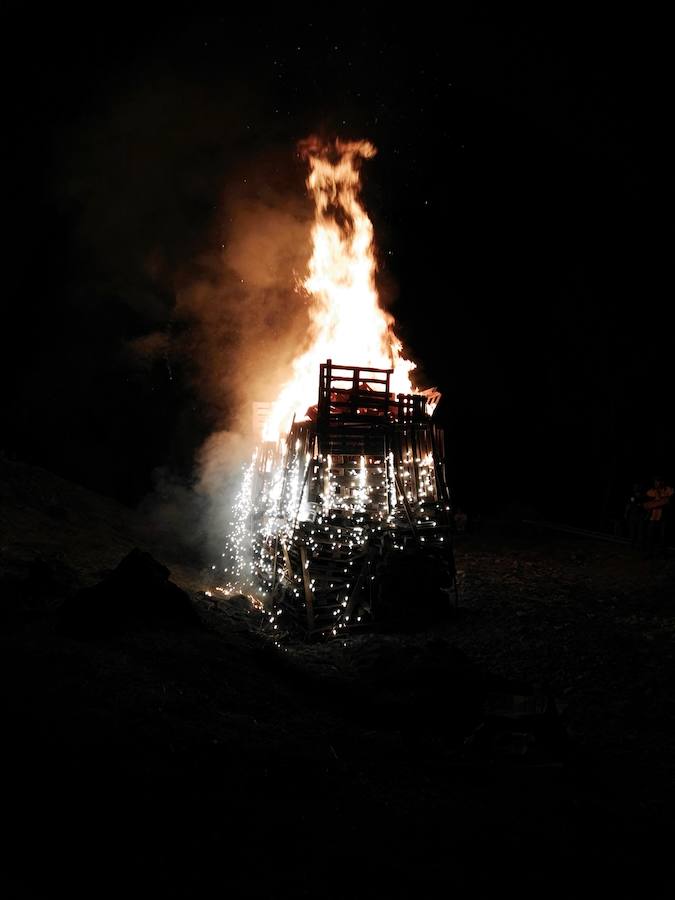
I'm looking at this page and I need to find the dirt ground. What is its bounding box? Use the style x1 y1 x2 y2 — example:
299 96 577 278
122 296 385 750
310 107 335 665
2 456 674 897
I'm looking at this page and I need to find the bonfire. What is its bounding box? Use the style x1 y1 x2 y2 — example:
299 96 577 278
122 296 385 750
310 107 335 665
223 138 456 636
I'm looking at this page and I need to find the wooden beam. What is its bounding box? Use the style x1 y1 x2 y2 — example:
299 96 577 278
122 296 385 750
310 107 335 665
299 544 315 632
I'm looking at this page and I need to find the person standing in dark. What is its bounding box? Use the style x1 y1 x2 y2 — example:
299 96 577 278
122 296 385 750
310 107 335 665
625 482 647 547
643 474 673 556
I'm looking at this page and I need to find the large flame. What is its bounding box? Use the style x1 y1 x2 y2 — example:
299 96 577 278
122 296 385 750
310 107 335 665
262 137 416 441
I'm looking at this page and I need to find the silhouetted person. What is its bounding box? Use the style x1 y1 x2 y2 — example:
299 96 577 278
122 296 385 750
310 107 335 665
643 474 673 556
625 482 647 547
454 508 467 534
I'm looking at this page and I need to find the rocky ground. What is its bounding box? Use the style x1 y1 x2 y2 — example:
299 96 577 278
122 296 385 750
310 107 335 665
2 455 674 897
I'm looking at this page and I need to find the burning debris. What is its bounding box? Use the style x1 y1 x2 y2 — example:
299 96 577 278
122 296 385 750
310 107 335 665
220 138 456 635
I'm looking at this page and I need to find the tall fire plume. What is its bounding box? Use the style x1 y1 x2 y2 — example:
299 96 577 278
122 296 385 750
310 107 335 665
262 137 416 441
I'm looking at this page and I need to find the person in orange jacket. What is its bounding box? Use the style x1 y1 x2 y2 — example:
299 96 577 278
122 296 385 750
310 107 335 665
643 475 673 554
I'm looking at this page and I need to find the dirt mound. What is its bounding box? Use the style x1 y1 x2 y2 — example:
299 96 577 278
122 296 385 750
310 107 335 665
60 548 199 636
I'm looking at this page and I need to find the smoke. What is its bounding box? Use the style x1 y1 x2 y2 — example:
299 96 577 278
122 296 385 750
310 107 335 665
45 66 334 556
176 165 313 430
138 430 254 563
136 145 317 558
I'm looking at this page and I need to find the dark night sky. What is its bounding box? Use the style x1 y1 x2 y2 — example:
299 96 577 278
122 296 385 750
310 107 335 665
2 9 673 525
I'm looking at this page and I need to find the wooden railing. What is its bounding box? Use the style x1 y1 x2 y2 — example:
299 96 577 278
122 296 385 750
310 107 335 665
317 360 430 423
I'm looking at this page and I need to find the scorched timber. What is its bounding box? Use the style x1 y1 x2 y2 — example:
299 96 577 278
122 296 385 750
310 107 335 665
250 360 457 637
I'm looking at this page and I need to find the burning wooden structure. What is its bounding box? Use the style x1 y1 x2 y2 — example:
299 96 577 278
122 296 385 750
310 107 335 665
220 137 455 633
249 359 456 637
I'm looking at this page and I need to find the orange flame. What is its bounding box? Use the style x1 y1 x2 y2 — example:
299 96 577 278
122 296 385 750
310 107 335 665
262 137 416 441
